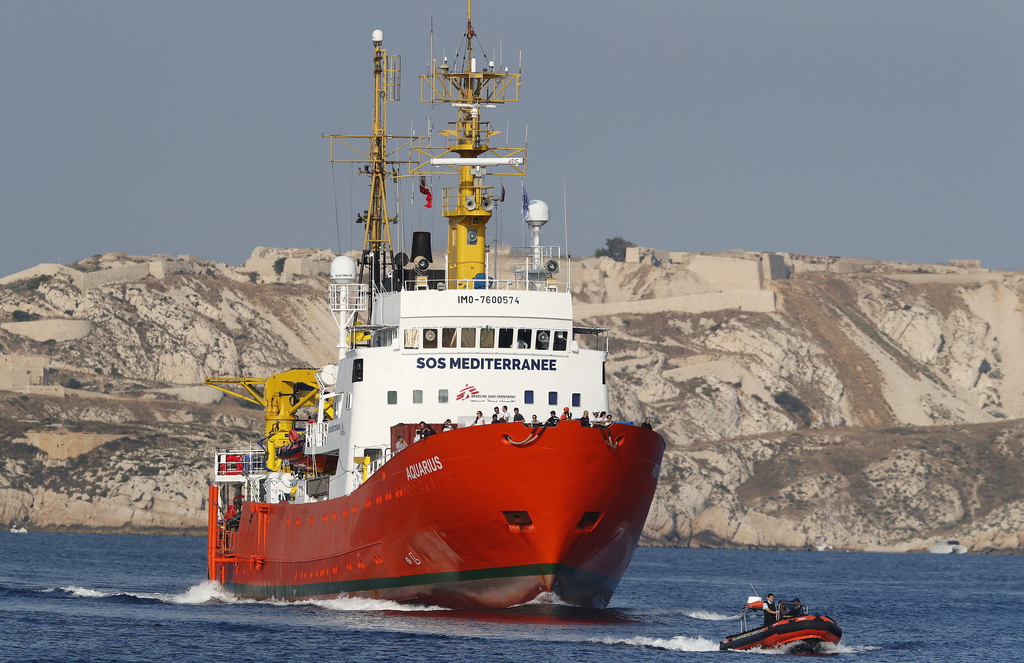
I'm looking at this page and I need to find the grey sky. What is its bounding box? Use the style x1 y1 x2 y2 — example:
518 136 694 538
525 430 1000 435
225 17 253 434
3 1 1023 276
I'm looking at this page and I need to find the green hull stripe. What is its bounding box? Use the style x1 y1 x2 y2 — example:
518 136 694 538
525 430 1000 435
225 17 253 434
224 562 617 599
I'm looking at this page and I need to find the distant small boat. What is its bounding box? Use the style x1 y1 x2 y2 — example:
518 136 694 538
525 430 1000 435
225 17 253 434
720 596 842 653
812 536 832 551
9 526 27 534
928 539 967 554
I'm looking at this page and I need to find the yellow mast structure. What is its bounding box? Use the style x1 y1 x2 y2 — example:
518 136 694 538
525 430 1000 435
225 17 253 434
324 31 418 303
414 0 526 288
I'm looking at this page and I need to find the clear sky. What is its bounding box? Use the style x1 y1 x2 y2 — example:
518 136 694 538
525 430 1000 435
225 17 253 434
3 1 1023 275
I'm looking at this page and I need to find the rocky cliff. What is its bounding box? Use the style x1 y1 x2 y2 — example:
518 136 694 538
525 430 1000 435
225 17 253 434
1 249 1021 552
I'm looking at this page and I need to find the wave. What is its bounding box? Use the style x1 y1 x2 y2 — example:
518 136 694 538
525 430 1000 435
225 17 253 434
162 580 238 604
517 591 565 606
633 606 738 620
682 609 737 621
594 634 720 652
299 596 448 612
59 585 112 598
732 641 883 655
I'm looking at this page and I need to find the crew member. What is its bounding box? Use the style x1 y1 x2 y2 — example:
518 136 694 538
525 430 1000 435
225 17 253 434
763 593 779 627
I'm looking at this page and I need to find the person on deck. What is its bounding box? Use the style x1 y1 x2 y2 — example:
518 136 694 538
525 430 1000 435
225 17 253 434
442 419 455 432
545 411 559 426
579 410 591 427
512 407 525 423
763 593 779 627
472 411 486 426
560 407 572 421
785 597 805 617
641 417 653 429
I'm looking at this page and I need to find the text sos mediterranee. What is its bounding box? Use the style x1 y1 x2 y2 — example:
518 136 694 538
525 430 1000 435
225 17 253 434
416 357 556 371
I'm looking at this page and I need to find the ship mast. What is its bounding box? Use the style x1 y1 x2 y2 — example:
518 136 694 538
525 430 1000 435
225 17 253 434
325 31 417 313
415 0 526 289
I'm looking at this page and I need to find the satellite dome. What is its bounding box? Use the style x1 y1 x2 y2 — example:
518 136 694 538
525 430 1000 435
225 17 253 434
526 200 549 228
330 255 357 283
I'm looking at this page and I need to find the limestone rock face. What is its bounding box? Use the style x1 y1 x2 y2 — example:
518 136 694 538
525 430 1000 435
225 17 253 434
1 251 1022 551
645 423 1024 553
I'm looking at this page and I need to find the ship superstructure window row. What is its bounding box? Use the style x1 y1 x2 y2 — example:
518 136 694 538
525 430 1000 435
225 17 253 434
405 327 568 352
381 388 580 409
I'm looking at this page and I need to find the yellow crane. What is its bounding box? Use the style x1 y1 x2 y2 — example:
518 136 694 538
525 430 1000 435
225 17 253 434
205 369 333 472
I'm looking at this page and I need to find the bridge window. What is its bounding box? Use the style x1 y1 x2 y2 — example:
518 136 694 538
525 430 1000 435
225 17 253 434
524 390 534 404
413 390 423 404
442 327 458 348
553 331 568 352
572 393 581 407
480 327 495 348
423 329 438 349
461 327 477 348
352 358 363 383
517 328 532 349
404 329 419 349
438 389 449 403
548 391 558 405
387 391 397 405
498 327 514 348
536 330 551 351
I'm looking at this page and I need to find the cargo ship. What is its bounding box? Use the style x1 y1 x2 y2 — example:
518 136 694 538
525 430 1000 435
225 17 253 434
205 7 665 610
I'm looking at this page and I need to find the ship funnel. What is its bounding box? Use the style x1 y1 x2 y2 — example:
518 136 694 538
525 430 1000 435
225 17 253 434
411 231 433 275
330 255 357 284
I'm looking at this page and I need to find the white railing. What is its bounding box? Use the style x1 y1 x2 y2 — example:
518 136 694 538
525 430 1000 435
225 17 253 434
329 282 369 313
214 450 267 482
305 422 329 449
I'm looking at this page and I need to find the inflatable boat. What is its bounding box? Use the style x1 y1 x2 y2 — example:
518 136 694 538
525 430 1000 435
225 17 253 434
720 596 842 652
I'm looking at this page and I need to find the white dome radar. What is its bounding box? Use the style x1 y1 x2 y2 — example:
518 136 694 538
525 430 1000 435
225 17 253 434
371 30 384 44
330 256 358 284
526 200 549 229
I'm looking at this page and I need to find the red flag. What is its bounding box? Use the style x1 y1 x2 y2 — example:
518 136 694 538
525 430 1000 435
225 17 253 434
419 177 433 209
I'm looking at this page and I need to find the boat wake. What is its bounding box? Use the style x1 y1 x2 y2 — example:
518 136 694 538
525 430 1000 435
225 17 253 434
518 591 565 606
594 635 719 652
54 581 234 604
302 595 448 612
683 609 736 621
633 606 737 620
734 641 881 655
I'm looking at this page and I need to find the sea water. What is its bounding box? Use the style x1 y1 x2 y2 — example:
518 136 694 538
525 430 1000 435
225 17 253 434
0 531 1019 662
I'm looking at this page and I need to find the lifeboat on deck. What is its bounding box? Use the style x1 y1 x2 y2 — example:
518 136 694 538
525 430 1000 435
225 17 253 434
719 596 843 653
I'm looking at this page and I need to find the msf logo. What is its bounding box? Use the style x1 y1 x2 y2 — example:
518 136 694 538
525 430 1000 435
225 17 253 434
456 384 480 401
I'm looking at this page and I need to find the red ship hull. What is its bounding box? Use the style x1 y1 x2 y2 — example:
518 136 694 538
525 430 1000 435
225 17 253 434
208 421 664 609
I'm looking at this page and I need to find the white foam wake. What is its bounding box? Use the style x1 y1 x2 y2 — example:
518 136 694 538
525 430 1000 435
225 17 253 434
516 591 566 607
163 580 238 604
594 635 720 652
683 609 737 621
300 595 447 612
60 585 110 598
737 641 881 655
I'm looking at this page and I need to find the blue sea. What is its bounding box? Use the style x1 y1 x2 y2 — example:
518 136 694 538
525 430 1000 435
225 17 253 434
0 532 1018 662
